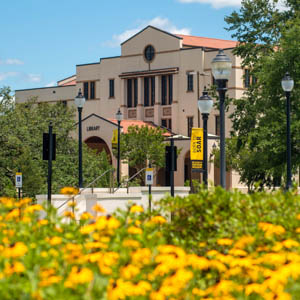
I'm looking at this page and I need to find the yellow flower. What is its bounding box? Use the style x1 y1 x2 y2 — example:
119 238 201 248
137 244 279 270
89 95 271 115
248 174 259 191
4 261 25 275
80 223 96 234
297 213 300 220
39 275 62 287
64 211 75 219
5 208 20 220
38 219 49 226
107 217 120 230
150 291 165 300
130 205 144 213
4 242 28 258
234 235 255 249
228 248 247 257
132 248 152 266
60 187 79 195
80 212 94 220
199 242 207 247
295 227 300 233
258 222 285 237
92 204 106 213
128 226 143 235
49 236 62 246
217 238 233 246
67 201 76 207
24 204 43 214
85 242 108 249
122 239 141 248
150 215 167 224
64 266 93 287
282 239 299 249
120 264 140 280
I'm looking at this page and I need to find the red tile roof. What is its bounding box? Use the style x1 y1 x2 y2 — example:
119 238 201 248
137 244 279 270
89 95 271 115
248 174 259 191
176 34 238 49
110 119 172 136
61 80 76 86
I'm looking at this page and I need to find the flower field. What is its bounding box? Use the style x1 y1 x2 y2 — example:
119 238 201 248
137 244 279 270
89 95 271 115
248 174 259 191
1 188 300 299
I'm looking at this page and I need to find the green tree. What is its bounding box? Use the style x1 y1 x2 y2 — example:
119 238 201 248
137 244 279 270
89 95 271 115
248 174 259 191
0 87 111 197
116 125 166 184
224 0 300 189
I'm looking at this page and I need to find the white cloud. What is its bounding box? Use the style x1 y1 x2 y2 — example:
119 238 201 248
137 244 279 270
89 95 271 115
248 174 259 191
178 0 289 10
0 58 24 65
104 17 191 47
0 71 42 83
25 74 42 83
178 0 240 9
0 72 19 81
45 81 56 87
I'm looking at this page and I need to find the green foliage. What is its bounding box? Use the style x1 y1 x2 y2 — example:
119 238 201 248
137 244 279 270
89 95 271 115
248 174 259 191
0 87 111 197
224 0 300 189
157 186 300 253
116 125 166 184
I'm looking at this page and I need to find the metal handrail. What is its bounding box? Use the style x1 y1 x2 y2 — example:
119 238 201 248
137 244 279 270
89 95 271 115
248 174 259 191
56 168 114 210
112 167 148 194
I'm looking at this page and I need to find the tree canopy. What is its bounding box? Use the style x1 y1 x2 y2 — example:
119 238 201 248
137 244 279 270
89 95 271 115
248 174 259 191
116 125 166 184
0 87 111 197
224 0 300 190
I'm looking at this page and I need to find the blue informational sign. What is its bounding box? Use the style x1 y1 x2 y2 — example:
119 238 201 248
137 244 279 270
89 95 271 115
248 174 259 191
145 168 153 185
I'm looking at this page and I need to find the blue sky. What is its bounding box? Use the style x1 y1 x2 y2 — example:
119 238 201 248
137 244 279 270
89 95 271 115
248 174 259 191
0 0 242 92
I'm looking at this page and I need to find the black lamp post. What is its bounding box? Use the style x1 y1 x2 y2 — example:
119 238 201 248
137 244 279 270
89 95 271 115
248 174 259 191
198 88 213 185
74 89 86 188
281 72 294 190
211 49 232 189
116 108 123 186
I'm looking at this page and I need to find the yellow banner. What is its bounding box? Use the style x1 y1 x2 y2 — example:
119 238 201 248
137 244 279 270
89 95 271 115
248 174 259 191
190 128 203 161
111 129 118 148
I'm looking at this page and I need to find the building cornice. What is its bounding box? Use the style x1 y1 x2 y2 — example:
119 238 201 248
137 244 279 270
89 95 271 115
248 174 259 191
119 67 179 78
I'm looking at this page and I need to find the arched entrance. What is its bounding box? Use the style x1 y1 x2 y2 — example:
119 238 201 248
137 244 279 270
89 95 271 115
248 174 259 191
85 136 112 163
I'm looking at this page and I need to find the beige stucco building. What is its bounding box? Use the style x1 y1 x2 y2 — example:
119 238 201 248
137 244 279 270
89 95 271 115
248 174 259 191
15 25 248 189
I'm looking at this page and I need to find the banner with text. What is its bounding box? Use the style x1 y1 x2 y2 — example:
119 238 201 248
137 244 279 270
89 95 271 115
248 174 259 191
190 128 204 172
111 129 118 149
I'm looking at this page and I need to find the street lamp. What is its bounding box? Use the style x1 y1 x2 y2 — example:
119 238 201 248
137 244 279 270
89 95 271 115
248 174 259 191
198 88 213 185
281 72 294 189
74 89 86 188
115 108 123 186
211 49 232 189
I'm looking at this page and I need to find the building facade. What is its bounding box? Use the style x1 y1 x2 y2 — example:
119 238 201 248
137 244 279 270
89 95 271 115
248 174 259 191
15 26 248 189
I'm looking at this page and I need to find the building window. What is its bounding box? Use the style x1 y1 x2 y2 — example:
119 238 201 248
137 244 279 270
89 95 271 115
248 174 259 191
83 82 89 99
127 78 138 108
244 69 250 88
151 76 155 106
109 79 114 98
187 116 193 137
134 78 138 107
144 77 149 107
144 76 155 107
161 119 172 130
144 45 155 62
187 74 193 91
161 75 173 105
83 81 96 100
215 115 220 136
90 81 95 99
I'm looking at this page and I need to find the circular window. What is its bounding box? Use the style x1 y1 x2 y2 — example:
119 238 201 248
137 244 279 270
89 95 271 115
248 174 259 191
144 45 155 62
